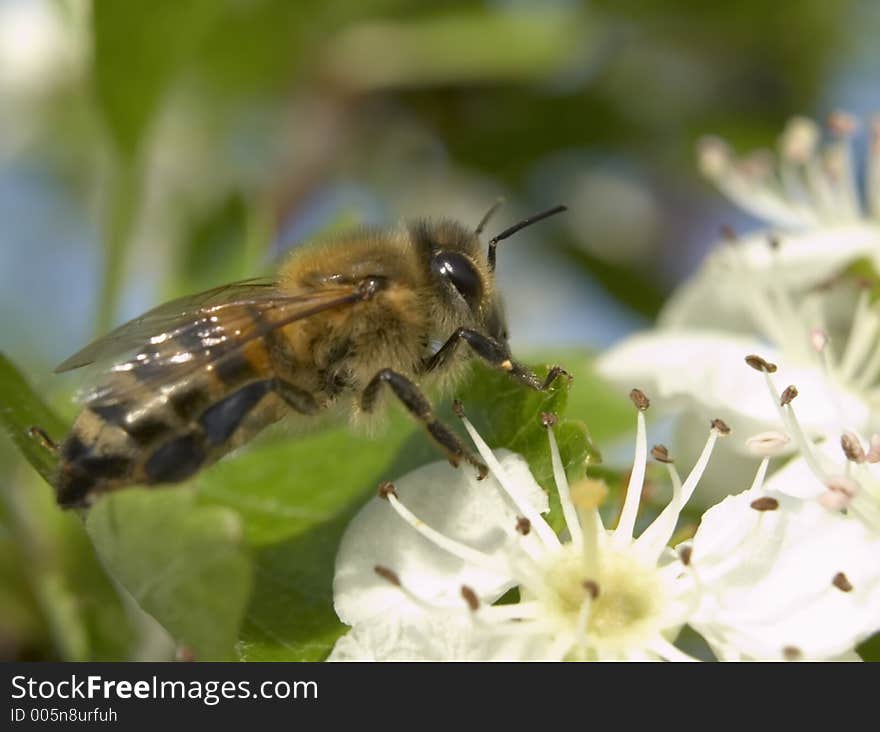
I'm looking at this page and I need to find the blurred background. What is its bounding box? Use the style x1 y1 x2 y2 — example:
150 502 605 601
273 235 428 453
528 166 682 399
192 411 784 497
1 0 877 660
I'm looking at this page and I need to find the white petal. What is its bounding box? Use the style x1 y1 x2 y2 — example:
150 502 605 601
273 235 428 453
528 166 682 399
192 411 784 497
659 224 880 331
688 489 880 660
596 329 869 449
333 451 547 626
327 612 550 661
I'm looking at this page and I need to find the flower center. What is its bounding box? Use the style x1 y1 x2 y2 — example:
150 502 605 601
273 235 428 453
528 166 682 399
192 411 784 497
534 543 667 657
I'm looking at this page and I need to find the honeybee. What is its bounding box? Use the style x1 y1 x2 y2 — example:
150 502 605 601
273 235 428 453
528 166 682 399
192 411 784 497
40 204 568 508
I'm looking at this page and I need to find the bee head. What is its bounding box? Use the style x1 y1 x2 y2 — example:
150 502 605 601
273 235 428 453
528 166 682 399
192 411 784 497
413 204 564 345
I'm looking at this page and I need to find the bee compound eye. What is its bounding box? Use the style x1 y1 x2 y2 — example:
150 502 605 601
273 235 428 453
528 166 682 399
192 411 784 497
431 251 483 304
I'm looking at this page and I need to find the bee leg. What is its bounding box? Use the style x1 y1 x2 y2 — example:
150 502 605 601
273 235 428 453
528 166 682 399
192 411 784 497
27 425 59 454
423 328 569 391
361 368 488 478
273 379 320 414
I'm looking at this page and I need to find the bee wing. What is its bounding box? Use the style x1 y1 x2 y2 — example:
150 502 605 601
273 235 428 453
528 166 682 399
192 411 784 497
57 281 368 407
54 278 279 373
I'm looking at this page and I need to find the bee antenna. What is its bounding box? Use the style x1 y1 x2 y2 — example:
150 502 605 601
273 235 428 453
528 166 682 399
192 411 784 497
474 197 505 236
487 205 567 272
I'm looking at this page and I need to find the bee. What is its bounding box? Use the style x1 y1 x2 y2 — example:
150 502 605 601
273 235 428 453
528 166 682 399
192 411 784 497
39 204 568 508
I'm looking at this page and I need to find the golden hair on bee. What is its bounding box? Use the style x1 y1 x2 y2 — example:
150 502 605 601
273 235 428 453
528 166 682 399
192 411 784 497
42 203 568 508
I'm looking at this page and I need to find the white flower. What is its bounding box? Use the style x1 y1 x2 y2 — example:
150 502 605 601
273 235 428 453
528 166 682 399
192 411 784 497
329 396 880 660
663 113 880 332
686 486 880 661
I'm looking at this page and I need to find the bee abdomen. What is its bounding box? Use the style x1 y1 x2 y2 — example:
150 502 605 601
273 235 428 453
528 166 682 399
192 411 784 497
56 433 134 508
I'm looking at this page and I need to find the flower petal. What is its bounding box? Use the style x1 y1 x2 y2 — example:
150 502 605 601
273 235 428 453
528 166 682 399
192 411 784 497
688 488 880 660
333 451 547 626
660 224 880 331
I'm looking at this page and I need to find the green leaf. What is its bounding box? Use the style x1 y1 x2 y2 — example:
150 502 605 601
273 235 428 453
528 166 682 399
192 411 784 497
86 490 252 661
197 420 418 661
0 352 66 485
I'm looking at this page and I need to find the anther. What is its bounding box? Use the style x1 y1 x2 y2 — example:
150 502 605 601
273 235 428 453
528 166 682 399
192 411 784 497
540 412 558 428
711 418 731 436
832 572 854 593
841 432 866 463
820 476 860 511
745 354 778 373
377 481 397 500
697 136 731 178
679 546 693 566
767 234 781 251
720 224 738 242
452 400 465 418
515 516 531 535
811 329 829 353
582 580 600 600
651 444 673 463
461 585 480 611
374 565 401 586
750 496 780 512
746 431 790 457
629 388 650 411
828 110 858 137
780 385 799 406
783 646 803 661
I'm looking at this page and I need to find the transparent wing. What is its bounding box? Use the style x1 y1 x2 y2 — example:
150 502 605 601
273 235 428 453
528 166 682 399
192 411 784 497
59 282 367 407
55 278 279 373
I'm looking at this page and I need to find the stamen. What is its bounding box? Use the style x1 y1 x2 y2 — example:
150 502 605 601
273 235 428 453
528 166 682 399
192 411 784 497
749 497 780 512
546 419 583 550
582 579 600 599
819 475 860 510
651 444 673 463
636 423 720 560
745 354 778 373
783 646 803 662
831 572 853 593
746 431 790 457
841 432 866 463
458 413 560 549
838 290 880 382
679 546 693 566
384 491 506 571
374 565 401 586
748 457 771 493
377 481 398 499
515 516 531 535
574 593 593 647
614 390 650 547
570 479 606 572
629 388 650 411
461 585 480 611
779 385 798 406
781 116 819 164
757 369 828 482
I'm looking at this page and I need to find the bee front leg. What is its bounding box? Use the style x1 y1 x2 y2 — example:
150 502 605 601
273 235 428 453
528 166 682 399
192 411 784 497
361 368 488 478
422 328 569 391
27 425 59 454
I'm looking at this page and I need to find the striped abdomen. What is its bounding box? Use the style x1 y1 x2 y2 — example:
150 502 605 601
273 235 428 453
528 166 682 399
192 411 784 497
54 335 315 508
